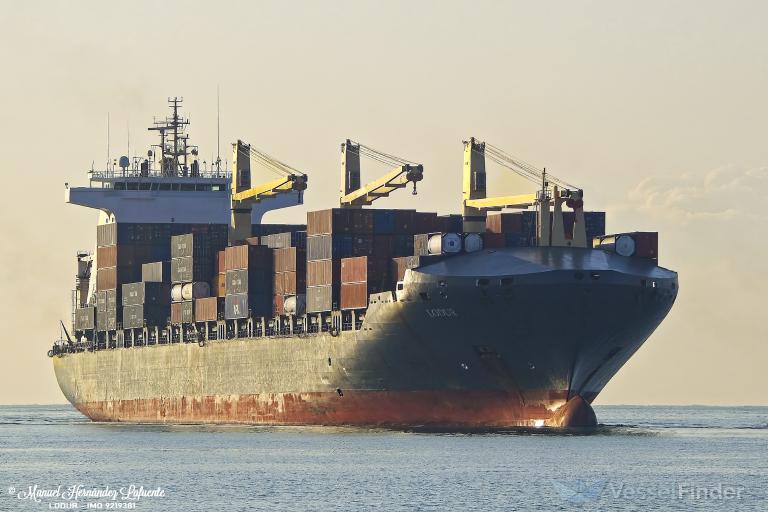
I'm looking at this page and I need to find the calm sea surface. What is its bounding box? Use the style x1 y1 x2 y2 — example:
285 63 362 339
0 405 765 511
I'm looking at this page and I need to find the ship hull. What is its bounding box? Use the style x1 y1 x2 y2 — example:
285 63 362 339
54 247 677 428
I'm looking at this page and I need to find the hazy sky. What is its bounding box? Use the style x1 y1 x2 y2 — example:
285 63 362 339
0 1 765 405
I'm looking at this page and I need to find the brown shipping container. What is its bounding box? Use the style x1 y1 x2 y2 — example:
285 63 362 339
272 272 285 295
195 297 219 322
96 245 153 270
486 213 523 234
307 209 355 236
212 272 226 297
341 256 369 283
171 301 194 324
96 266 139 291
341 282 368 310
96 245 117 268
282 271 305 295
391 255 446 282
224 244 272 271
307 259 340 287
97 267 117 290
273 247 306 273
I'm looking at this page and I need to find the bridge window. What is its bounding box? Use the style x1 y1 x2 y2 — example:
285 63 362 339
180 183 195 191
126 182 138 190
196 184 212 192
212 184 225 192
138 183 151 190
158 183 171 191
114 182 126 190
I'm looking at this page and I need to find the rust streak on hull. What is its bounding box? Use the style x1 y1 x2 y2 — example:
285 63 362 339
74 390 592 428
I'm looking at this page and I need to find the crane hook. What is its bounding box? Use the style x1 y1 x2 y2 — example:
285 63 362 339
412 182 418 195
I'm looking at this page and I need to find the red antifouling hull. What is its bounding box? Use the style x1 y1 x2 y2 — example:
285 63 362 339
74 391 595 428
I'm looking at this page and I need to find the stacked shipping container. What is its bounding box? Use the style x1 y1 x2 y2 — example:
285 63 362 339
272 246 306 316
484 211 606 248
307 209 436 313
223 244 273 319
170 227 227 325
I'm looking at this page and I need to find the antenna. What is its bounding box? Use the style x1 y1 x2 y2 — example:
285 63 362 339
127 120 130 166
107 112 110 172
217 85 221 174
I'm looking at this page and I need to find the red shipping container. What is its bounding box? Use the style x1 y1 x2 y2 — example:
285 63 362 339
273 294 285 316
413 212 439 234
483 233 506 248
633 232 658 259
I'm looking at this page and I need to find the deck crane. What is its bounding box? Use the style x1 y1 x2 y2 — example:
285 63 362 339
229 140 308 243
339 139 423 207
462 137 587 247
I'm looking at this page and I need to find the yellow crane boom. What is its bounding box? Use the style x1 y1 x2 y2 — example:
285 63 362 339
339 139 423 208
461 137 587 247
229 140 309 242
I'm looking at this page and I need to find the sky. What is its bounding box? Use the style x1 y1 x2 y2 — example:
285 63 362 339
0 0 765 405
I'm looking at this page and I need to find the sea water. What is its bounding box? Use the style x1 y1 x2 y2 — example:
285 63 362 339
0 405 765 511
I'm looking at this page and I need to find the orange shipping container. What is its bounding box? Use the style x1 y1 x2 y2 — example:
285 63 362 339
212 272 226 297
216 250 226 274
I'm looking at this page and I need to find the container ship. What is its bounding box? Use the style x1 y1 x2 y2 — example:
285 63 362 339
50 98 678 428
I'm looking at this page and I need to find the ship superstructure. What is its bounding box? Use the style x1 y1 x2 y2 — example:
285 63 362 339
51 100 677 429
